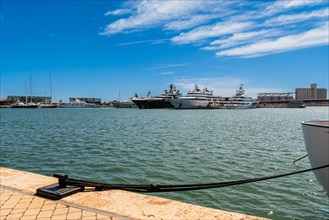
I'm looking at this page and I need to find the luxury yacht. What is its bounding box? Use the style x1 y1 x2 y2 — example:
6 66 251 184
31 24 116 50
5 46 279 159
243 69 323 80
132 84 181 109
169 84 224 109
223 84 257 109
64 99 97 108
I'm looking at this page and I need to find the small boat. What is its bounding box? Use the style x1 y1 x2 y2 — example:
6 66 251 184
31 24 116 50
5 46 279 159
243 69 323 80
64 99 97 108
302 121 329 195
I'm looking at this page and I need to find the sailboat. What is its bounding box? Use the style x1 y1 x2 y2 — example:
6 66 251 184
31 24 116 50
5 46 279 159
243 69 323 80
25 74 38 108
39 73 57 108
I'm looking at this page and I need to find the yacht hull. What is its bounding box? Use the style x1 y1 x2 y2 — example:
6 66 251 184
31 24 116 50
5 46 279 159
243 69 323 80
223 103 257 109
169 99 209 109
302 121 329 195
132 99 173 109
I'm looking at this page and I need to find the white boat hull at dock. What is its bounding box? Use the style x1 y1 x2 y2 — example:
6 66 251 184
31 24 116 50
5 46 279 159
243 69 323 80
302 121 329 195
169 98 210 109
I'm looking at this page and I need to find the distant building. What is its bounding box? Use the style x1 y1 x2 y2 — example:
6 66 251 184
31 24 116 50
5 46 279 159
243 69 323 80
257 93 294 102
69 97 101 104
7 96 51 103
295 84 327 100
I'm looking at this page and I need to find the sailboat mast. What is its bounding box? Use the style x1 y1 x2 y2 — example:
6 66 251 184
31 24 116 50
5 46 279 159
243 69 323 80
30 74 33 103
45 86 47 104
25 80 28 103
49 73 53 104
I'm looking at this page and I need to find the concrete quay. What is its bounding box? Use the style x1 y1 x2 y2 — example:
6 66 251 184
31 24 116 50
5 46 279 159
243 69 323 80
0 167 267 220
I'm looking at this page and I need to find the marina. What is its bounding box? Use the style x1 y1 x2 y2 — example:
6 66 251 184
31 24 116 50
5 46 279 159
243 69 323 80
1 107 328 219
1 1 328 219
2 83 328 109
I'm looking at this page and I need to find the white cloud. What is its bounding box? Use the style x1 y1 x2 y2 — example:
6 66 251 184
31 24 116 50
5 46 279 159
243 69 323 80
265 7 329 25
216 22 329 58
164 14 219 31
105 9 132 16
102 0 329 58
116 38 170 46
171 21 253 45
263 0 326 15
101 1 205 35
144 63 188 70
202 29 282 50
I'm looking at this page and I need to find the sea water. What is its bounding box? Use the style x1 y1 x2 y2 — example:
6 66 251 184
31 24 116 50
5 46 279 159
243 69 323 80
1 107 328 219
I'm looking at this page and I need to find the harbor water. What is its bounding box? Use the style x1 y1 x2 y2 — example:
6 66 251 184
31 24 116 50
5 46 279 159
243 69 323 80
1 107 328 219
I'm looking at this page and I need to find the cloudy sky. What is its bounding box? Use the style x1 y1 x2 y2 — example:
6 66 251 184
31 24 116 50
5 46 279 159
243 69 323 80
1 0 328 101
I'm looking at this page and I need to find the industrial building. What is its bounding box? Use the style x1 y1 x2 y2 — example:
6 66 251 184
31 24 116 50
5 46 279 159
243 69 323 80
295 84 327 100
257 93 294 102
69 97 101 104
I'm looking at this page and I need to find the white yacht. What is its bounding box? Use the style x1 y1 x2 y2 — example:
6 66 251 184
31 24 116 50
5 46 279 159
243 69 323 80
25 102 38 108
302 121 329 196
64 99 97 108
11 100 26 108
223 84 257 109
169 84 223 109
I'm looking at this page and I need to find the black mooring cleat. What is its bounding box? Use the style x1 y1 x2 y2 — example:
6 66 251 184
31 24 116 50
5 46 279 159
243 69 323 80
35 174 81 200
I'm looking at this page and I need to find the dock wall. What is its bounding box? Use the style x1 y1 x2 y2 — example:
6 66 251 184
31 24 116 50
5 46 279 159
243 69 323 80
258 99 329 108
0 167 267 220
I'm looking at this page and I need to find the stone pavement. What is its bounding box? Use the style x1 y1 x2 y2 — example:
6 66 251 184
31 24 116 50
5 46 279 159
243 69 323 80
0 187 122 220
0 167 267 220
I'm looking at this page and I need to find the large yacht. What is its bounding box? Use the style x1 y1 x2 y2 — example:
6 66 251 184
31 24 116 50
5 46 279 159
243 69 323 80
132 84 181 109
169 84 224 109
11 100 26 108
64 98 97 108
112 99 137 108
223 84 257 109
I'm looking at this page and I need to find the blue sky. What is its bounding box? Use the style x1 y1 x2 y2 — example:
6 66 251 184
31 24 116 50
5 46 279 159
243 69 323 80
1 0 328 102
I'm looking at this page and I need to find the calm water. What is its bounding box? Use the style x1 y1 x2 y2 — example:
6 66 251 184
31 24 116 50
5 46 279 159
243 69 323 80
1 107 328 219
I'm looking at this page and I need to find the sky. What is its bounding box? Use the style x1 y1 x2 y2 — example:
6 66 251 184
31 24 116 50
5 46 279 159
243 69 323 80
1 0 328 102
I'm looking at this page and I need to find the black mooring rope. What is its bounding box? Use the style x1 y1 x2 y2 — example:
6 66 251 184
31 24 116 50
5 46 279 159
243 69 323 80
293 154 308 163
54 164 329 193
